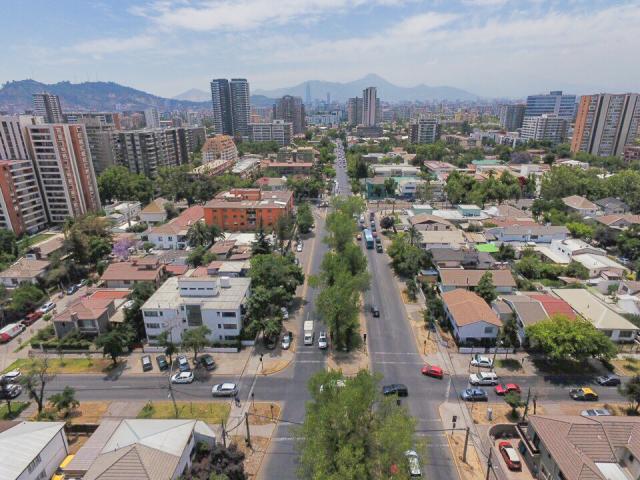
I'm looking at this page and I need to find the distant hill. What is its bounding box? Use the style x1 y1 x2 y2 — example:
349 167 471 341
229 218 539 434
253 73 479 102
173 88 210 102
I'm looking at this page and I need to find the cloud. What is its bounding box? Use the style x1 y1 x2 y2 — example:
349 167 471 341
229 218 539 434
72 34 158 55
134 0 407 31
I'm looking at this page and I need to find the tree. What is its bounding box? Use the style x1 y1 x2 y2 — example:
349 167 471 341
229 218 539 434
565 261 590 280
406 226 420 247
181 325 211 360
157 330 177 365
525 315 617 362
296 202 314 234
387 234 430 278
48 386 79 418
98 166 154 204
296 370 416 480
88 236 112 265
325 211 357 252
251 223 272 255
95 327 131 365
187 246 216 268
618 376 640 414
494 243 516 261
164 201 179 220
9 283 46 318
208 225 225 245
186 221 211 248
384 177 397 197
476 271 497 304
273 214 294 253
503 392 525 419
19 358 55 415
380 216 395 230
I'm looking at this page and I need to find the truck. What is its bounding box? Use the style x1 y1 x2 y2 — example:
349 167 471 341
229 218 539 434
303 320 314 346
0 323 24 343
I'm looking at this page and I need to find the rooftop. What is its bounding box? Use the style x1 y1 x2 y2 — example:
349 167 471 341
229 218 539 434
0 257 50 279
419 230 466 245
148 205 204 235
441 289 502 327
563 195 598 211
140 197 169 215
205 190 293 210
552 289 638 331
440 269 516 288
101 260 164 282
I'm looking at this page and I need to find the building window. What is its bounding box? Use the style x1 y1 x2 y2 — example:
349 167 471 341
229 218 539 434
484 326 494 334
619 330 633 338
221 312 236 318
223 324 236 329
186 305 202 326
27 454 42 474
146 323 161 329
144 311 159 317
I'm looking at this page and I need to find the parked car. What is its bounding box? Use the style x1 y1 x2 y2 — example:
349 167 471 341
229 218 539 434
405 450 422 477
141 355 153 372
296 243 303 252
371 305 380 317
470 355 493 368
39 301 56 313
318 331 328 349
376 243 383 253
212 383 238 397
569 387 599 401
595 375 621 386
421 364 443 379
581 408 612 417
177 355 190 372
0 383 21 400
382 384 408 397
460 388 488 402
66 284 79 295
171 371 194 384
281 331 292 350
264 335 277 350
24 311 43 326
498 442 522 471
199 354 216 371
469 372 498 386
156 355 169 371
0 369 21 383
280 307 289 320
495 384 521 395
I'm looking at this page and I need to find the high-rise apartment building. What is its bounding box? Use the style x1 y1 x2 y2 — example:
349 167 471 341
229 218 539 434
362 87 378 127
0 115 48 235
410 118 440 144
520 114 568 145
572 93 640 157
66 114 121 175
230 79 250 139
273 96 306 134
210 79 233 136
27 124 100 223
210 78 250 139
144 108 160 129
499 104 526 131
64 112 122 130
525 91 576 121
249 120 293 146
32 92 64 123
347 97 363 126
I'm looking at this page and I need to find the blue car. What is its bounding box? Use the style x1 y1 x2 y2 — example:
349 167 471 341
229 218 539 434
461 388 488 402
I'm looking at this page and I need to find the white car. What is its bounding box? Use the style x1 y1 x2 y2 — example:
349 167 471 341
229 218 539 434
280 307 289 320
405 450 422 477
296 243 303 252
170 371 194 384
0 369 21 383
212 383 238 397
318 331 328 349
39 301 55 313
470 355 493 368
469 372 498 386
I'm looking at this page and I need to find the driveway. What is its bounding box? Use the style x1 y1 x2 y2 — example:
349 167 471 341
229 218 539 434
493 439 535 480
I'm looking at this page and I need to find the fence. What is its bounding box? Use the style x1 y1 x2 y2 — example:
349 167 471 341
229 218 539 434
459 347 515 355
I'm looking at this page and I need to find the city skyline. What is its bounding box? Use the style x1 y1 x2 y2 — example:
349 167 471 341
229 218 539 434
1 1 639 98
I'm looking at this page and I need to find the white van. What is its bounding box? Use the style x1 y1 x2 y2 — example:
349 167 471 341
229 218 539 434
303 320 314 345
469 371 498 386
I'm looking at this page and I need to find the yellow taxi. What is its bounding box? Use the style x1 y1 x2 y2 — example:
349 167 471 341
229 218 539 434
51 454 75 480
569 387 599 401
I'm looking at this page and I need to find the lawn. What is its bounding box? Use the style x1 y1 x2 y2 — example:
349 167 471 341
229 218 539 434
0 401 30 420
137 401 231 424
18 233 54 249
495 358 523 372
2 357 115 375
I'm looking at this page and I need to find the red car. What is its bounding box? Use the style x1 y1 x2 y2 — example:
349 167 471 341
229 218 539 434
421 364 444 379
495 383 521 395
23 311 43 326
498 441 522 471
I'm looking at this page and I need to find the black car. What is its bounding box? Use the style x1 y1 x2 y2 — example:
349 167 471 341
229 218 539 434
376 244 383 253
141 354 153 372
66 284 79 295
370 221 377 231
595 375 621 386
371 305 380 317
199 354 216 371
156 355 169 371
369 212 375 221
383 384 408 397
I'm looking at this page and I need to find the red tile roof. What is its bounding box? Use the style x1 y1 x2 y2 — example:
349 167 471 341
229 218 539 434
528 294 576 320
149 205 204 235
101 262 164 282
441 289 502 327
165 264 189 276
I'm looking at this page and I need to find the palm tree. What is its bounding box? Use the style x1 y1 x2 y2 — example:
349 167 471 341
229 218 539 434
186 221 211 248
407 226 420 247
208 225 225 245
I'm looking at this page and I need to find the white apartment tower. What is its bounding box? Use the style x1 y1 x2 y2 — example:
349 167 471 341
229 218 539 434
32 92 64 123
362 87 378 127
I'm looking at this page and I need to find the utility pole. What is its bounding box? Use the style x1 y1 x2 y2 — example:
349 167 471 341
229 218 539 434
221 420 227 448
485 447 492 480
245 412 252 448
522 387 532 421
167 363 178 418
463 427 470 463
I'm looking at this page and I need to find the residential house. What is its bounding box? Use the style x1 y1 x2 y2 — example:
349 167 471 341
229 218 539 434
24 235 65 261
139 197 171 224
0 257 50 287
203 189 294 232
439 268 516 293
100 256 166 288
571 253 628 278
418 230 466 250
550 238 605 261
395 176 426 200
255 176 288 191
487 225 569 244
562 195 600 217
493 294 549 344
430 248 496 270
552 288 639 342
53 289 130 339
63 419 215 480
141 275 250 344
594 197 629 215
441 289 502 344
423 161 456 179
371 165 420 177
517 415 640 480
365 177 388 199
146 205 205 250
0 421 68 480
204 260 250 277
260 160 312 175
409 214 454 231
457 204 482 217
595 214 640 230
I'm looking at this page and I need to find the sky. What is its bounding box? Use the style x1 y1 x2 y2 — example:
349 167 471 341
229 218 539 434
1 0 639 99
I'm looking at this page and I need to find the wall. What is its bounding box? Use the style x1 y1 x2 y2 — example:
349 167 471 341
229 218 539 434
17 427 68 480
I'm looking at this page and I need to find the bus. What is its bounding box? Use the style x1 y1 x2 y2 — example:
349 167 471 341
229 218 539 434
363 229 374 249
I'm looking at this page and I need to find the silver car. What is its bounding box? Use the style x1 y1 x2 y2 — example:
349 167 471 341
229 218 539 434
170 371 194 384
405 450 422 477
212 383 238 397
